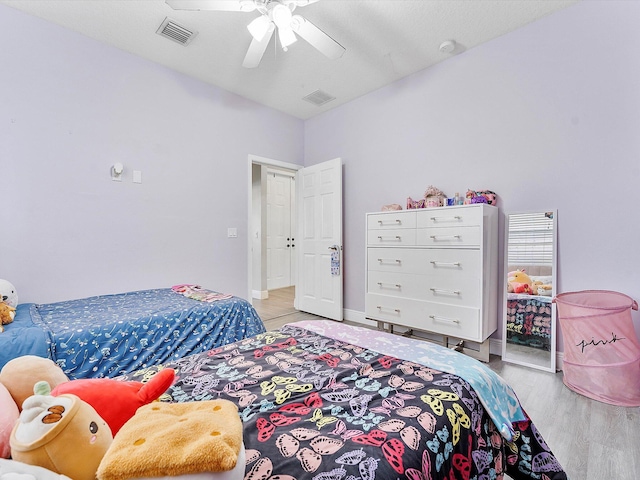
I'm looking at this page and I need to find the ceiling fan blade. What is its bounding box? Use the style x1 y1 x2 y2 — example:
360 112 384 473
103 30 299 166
291 15 345 60
282 0 320 7
165 0 256 12
243 23 274 68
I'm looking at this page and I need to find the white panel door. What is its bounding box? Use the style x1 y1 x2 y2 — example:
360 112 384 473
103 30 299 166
267 171 293 290
295 158 343 320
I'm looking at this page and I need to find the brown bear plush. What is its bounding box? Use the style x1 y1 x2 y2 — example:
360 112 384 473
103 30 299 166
0 303 15 333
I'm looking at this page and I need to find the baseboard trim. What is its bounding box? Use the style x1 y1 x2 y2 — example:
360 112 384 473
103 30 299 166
252 290 268 300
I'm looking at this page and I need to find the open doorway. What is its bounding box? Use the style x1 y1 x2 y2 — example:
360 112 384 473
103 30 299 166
248 155 300 321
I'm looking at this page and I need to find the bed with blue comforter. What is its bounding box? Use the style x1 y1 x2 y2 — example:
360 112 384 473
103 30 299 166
0 288 265 379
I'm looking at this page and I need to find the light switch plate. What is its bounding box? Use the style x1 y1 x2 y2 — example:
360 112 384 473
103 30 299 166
227 228 238 238
133 170 142 183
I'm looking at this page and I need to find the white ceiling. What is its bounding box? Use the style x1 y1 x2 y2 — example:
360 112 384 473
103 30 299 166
1 0 578 119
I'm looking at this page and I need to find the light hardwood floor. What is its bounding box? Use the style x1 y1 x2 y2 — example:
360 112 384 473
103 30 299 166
252 286 298 321
253 291 640 480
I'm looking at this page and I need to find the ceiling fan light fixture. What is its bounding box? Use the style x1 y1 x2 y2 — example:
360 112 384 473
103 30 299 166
278 27 297 50
271 3 293 29
169 0 344 67
247 15 272 41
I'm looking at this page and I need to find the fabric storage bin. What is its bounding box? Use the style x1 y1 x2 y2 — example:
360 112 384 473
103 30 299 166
554 290 640 406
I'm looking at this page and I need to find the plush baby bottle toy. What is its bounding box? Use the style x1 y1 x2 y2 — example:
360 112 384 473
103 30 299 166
10 381 113 480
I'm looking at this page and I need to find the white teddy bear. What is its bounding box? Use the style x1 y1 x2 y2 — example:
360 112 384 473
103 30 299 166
0 280 17 308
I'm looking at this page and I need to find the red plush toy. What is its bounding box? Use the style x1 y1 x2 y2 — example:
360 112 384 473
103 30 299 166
51 368 175 435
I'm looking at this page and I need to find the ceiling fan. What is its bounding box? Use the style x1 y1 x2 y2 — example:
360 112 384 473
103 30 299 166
165 0 346 68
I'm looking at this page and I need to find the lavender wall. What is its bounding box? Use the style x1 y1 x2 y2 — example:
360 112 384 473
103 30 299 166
305 1 640 343
2 1 639 351
0 4 303 303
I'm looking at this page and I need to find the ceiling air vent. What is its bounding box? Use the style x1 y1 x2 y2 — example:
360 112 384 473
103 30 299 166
303 89 336 107
156 17 198 46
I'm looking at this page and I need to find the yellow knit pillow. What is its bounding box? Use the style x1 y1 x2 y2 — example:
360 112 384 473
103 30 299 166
97 400 242 480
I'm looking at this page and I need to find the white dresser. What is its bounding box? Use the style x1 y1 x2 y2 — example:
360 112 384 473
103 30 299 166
365 204 499 348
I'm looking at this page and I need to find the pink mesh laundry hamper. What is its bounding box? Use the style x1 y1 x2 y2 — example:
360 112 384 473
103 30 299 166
554 290 640 406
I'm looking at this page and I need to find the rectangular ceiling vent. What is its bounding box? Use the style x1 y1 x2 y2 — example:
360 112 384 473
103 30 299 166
156 17 198 46
303 89 336 107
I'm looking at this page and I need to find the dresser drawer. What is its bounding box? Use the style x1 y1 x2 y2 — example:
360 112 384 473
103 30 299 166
365 295 481 341
416 226 480 246
368 248 480 277
368 211 416 230
423 248 481 278
367 271 480 307
367 271 426 300
365 294 421 324
420 302 481 340
367 229 416 246
368 248 425 275
416 207 482 228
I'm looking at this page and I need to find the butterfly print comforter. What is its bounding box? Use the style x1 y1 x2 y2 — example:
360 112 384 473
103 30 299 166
120 323 567 480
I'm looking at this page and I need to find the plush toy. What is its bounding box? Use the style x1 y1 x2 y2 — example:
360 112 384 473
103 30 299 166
406 196 426 209
97 400 244 480
51 368 175 435
10 382 113 480
423 185 446 207
0 356 69 411
0 458 72 480
0 280 17 309
532 281 553 296
465 189 487 204
476 190 498 206
0 383 19 459
0 304 15 333
508 270 533 295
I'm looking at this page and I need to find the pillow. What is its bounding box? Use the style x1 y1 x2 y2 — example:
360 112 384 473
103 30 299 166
0 458 72 479
529 275 552 285
0 382 19 458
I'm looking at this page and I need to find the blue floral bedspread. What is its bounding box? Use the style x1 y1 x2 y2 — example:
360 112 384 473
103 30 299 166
15 288 264 379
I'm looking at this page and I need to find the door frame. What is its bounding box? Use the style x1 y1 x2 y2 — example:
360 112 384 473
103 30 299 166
247 154 301 304
266 167 296 291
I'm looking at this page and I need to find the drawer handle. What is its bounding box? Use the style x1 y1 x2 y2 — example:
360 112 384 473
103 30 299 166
430 261 461 267
378 282 402 289
430 216 462 222
430 288 461 295
378 258 402 264
378 219 402 225
378 306 401 313
378 235 402 241
430 235 461 240
429 315 460 324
